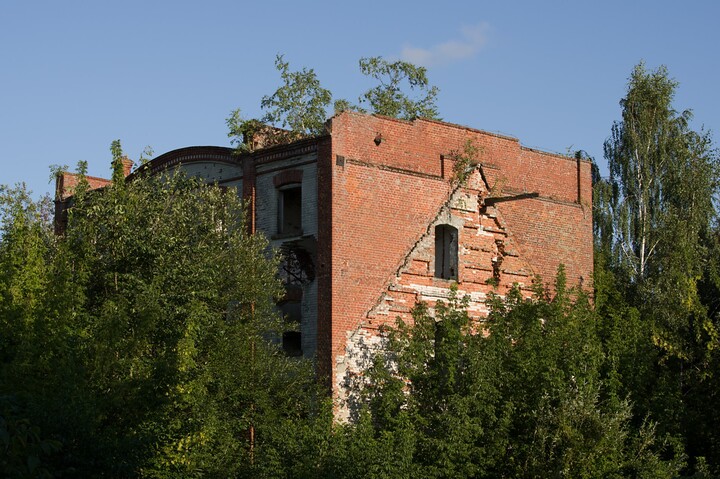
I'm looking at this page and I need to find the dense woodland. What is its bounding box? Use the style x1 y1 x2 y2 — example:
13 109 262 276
1 60 719 477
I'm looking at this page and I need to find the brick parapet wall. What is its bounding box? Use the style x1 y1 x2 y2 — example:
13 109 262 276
329 111 590 203
54 172 113 234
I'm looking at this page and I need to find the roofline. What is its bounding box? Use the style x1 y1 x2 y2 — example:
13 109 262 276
329 110 591 165
129 146 236 180
129 135 331 180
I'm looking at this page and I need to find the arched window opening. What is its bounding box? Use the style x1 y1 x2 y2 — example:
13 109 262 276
435 224 458 280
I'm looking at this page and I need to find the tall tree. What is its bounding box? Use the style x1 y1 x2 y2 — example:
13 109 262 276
228 54 332 150
356 56 440 120
602 63 718 285
598 62 720 475
0 186 61 476
600 62 719 355
0 185 52 363
260 54 332 137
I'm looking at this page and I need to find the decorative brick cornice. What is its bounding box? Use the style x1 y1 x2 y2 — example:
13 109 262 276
129 146 236 179
254 138 322 165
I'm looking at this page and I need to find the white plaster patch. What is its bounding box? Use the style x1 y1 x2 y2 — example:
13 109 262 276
451 191 478 212
409 284 453 300
476 226 494 237
335 327 387 422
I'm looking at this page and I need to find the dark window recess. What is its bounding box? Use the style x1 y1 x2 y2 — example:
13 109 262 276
280 300 302 357
435 224 459 280
278 186 302 236
280 244 316 285
280 300 301 323
282 331 302 357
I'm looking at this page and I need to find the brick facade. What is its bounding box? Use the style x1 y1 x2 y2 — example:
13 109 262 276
55 111 593 413
323 112 592 415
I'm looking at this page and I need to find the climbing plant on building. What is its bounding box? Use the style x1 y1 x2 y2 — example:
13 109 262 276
447 138 482 186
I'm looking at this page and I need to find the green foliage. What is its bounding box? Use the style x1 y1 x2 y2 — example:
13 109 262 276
357 57 440 120
0 184 52 367
261 54 332 137
448 139 482 186
321 411 418 479
0 143 331 476
138 145 154 165
595 62 720 476
228 55 333 151
0 187 61 478
1 396 63 479
229 54 441 152
354 275 681 478
110 138 125 184
226 107 256 152
601 62 719 289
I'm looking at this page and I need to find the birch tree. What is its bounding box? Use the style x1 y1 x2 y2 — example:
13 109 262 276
602 62 718 286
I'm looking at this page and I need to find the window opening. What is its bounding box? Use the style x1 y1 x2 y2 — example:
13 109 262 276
282 331 302 357
435 224 458 280
278 185 302 236
280 243 315 285
279 300 302 357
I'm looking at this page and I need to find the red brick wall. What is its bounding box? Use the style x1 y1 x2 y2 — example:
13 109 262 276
56 172 112 200
498 197 592 289
327 157 450 371
54 172 114 234
326 112 593 393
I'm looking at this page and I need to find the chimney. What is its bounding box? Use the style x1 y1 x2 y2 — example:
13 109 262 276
121 157 134 177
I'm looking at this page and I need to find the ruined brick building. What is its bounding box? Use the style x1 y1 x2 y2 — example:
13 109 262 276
55 111 593 410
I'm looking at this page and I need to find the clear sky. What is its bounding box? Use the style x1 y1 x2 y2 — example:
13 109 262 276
2 1 719 198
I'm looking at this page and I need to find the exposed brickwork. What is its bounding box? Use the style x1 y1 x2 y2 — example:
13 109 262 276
53 172 113 234
121 157 134 177
53 111 593 412
56 172 112 200
326 112 593 409
333 168 539 416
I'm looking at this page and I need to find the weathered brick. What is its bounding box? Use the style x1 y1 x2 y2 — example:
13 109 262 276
55 111 593 418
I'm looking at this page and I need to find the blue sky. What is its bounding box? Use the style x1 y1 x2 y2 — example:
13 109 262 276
2 1 719 198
